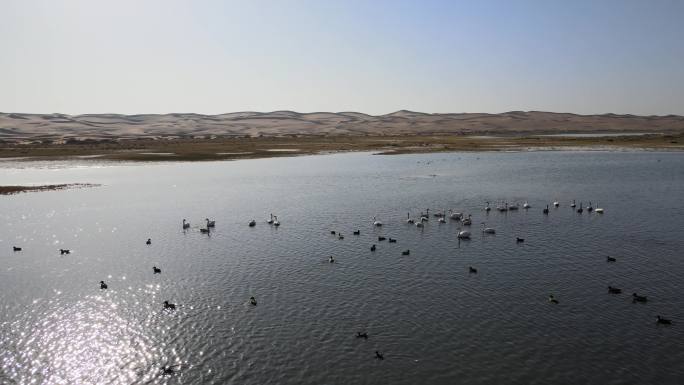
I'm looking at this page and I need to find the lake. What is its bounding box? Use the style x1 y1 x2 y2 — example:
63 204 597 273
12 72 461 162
1 151 683 385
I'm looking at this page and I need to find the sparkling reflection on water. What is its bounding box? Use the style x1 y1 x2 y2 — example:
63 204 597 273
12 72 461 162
1 151 684 385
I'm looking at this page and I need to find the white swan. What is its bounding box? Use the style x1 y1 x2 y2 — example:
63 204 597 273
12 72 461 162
484 202 491 212
497 202 508 212
481 223 496 234
458 230 471 239
570 200 576 208
508 203 519 210
461 215 472 226
182 219 190 229
267 213 274 224
373 217 382 227
450 210 463 219
523 201 531 209
416 221 424 228
406 212 415 224
273 215 280 227
595 203 604 213
553 201 559 207
206 218 216 228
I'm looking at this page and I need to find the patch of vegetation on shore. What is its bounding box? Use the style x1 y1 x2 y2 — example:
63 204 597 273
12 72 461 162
0 183 100 195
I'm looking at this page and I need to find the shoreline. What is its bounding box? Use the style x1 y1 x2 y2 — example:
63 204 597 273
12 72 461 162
0 183 100 195
1 133 682 162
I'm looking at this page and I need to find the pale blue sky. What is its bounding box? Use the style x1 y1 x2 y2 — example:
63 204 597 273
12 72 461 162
2 0 683 115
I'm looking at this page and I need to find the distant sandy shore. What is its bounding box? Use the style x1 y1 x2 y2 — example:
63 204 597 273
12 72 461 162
1 133 682 162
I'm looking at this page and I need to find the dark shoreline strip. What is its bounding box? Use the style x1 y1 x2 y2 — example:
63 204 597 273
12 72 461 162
0 183 100 195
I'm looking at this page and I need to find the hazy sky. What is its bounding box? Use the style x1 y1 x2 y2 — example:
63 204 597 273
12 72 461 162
2 0 684 115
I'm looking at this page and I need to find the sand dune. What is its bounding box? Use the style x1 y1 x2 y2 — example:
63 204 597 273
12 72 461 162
0 110 682 143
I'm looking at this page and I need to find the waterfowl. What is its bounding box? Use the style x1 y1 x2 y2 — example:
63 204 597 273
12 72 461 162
420 209 430 222
481 223 495 234
375 351 384 360
163 300 176 310
656 315 672 325
608 286 621 294
353 230 360 235
434 211 444 218
250 296 257 306
200 227 210 234
206 218 216 228
388 238 397 243
632 293 648 303
373 217 382 227
401 249 410 255
461 215 472 226
595 206 604 214
570 200 576 208
438 211 446 223
356 332 368 339
508 203 519 211
330 231 336 235
60 249 71 255
484 202 491 212
523 201 531 209
100 280 108 289
450 209 463 219
153 266 161 274
406 212 415 224
543 205 549 214
553 201 559 207
416 222 424 228
516 237 525 243
577 202 583 214
182 219 190 229
146 238 151 245
329 255 335 263
338 234 344 240
469 266 477 274
587 202 593 212
370 244 376 252
273 216 280 227
457 230 471 239
248 219 256 227
606 256 617 262
267 213 274 224
549 294 559 304
13 246 22 251
378 236 386 241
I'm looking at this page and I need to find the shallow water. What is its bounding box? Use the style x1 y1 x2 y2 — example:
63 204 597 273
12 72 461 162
1 152 683 385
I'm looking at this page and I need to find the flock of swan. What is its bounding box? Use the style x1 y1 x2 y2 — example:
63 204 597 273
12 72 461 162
7 197 673 373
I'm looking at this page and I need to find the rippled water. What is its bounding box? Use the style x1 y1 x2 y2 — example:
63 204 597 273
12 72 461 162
1 151 683 385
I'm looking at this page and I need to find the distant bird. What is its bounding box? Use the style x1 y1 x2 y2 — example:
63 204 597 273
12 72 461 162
146 238 151 245
516 237 525 243
608 286 622 294
378 236 386 241
570 200 576 208
60 249 71 255
163 300 176 310
595 203 604 214
153 266 161 274
656 315 672 325
338 234 344 240
370 244 376 252
206 218 216 227
330 231 336 235
577 202 584 214
267 213 274 224
632 293 648 303
273 216 280 227
461 215 472 226
549 294 559 304
523 201 531 209
553 201 559 207
388 237 397 243
182 219 190 229
200 227 210 234
13 246 22 252
401 249 410 255
353 230 360 235
100 281 108 290
375 351 384 360
250 296 257 306
587 202 593 213
481 223 495 234
484 202 491 212
373 217 382 227
248 219 256 227
458 230 471 239
543 205 549 214
406 212 415 224
329 256 335 263
607 256 617 262
356 332 368 339
508 203 519 211
469 266 478 274
416 222 424 228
